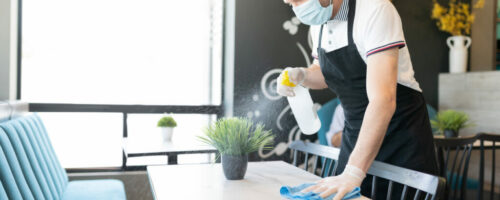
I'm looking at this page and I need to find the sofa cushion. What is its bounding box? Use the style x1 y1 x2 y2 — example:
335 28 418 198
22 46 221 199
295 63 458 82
63 179 126 200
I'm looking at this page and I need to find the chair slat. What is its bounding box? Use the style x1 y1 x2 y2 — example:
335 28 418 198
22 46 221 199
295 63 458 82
491 141 495 200
312 155 319 176
386 180 393 200
400 185 408 200
452 145 467 200
478 139 485 200
320 157 327 178
292 150 298 167
444 147 451 172
459 145 473 200
371 176 377 200
413 190 421 200
332 160 338 176
304 153 309 171
327 159 334 177
424 193 430 200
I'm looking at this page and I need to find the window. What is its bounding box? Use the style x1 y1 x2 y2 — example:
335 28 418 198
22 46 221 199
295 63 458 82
21 0 222 105
20 0 224 168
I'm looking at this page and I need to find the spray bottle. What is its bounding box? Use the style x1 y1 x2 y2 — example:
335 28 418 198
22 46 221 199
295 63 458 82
282 71 321 135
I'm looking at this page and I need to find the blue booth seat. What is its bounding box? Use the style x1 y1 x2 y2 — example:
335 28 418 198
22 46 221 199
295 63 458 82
0 114 126 200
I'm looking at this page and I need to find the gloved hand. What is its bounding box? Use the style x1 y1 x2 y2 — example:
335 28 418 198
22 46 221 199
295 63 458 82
276 67 307 97
301 165 365 200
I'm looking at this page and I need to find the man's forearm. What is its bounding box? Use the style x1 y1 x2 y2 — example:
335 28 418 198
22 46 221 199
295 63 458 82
303 64 328 89
346 99 396 172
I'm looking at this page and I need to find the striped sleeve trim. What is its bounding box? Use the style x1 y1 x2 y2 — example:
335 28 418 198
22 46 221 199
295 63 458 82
366 41 406 57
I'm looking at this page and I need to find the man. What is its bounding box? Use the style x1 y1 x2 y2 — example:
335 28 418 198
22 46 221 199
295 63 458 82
326 104 344 148
277 0 438 199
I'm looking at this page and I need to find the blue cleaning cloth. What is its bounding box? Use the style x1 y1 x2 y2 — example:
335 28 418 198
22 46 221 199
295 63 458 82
280 183 361 200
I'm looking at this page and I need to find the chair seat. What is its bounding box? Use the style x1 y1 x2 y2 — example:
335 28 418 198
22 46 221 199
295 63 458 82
63 179 126 200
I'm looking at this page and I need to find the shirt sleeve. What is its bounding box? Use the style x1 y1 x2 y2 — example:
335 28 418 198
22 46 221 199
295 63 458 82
363 3 406 57
325 105 345 146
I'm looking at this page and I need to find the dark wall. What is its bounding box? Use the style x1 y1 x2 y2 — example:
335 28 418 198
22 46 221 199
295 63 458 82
232 0 448 160
391 0 449 108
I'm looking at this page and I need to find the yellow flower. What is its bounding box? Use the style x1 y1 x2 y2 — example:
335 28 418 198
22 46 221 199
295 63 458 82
431 0 482 36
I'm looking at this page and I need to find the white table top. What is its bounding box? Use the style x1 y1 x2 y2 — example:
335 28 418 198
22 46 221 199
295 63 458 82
123 138 216 156
147 161 369 200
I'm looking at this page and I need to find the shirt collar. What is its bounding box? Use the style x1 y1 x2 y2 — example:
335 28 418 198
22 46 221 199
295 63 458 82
333 0 349 21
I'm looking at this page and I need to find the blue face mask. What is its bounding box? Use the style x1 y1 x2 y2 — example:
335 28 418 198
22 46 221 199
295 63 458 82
292 0 333 26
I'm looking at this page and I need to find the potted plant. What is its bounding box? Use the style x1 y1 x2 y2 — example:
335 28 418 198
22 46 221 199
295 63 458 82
431 110 473 138
198 117 274 180
157 115 177 142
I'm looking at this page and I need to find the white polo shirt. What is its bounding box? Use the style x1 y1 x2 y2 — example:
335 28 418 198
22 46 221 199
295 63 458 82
311 0 422 92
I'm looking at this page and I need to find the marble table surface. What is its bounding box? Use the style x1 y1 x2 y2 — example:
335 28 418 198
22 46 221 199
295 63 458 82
147 161 369 200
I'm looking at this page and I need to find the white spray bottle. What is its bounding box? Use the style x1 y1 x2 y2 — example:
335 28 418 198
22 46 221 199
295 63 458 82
282 71 321 135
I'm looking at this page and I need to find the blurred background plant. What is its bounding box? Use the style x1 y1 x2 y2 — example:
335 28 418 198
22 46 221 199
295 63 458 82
431 0 485 35
157 115 177 128
431 110 474 135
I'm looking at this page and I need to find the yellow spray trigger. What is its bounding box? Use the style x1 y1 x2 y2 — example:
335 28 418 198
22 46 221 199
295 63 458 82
281 70 297 87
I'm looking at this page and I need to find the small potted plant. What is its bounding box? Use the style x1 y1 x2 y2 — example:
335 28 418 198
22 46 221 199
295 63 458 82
198 117 274 180
157 115 177 142
431 110 473 138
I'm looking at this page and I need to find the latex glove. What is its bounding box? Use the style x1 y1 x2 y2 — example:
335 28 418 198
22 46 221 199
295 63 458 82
276 67 307 97
301 165 365 200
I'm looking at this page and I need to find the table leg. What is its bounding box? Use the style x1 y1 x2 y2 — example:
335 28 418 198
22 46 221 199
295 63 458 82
168 154 178 165
122 150 127 170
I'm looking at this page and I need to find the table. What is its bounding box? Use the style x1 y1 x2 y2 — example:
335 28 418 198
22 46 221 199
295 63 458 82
147 161 369 200
122 138 217 166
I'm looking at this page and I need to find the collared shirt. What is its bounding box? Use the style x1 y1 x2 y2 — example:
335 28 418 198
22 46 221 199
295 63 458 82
311 0 422 92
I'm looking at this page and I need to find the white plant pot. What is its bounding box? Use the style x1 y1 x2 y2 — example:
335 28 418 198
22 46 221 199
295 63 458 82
447 35 471 74
160 127 174 142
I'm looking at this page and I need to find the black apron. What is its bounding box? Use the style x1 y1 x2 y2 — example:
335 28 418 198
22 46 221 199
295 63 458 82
316 0 438 198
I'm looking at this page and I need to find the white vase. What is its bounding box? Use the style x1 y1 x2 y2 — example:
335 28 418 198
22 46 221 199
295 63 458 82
160 127 174 142
446 35 471 73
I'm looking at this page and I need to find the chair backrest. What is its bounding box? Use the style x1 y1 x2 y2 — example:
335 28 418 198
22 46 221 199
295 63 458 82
475 133 500 200
434 136 477 200
289 141 446 199
290 140 341 177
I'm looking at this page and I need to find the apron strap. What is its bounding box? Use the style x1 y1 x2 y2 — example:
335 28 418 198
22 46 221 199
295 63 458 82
347 0 356 45
318 24 325 49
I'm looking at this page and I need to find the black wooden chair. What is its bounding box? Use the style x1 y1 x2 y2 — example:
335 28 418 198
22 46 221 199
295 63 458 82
289 140 341 177
434 136 477 200
289 141 446 199
476 133 500 200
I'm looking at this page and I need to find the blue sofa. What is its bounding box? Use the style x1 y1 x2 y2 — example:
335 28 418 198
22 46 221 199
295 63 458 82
0 114 126 200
